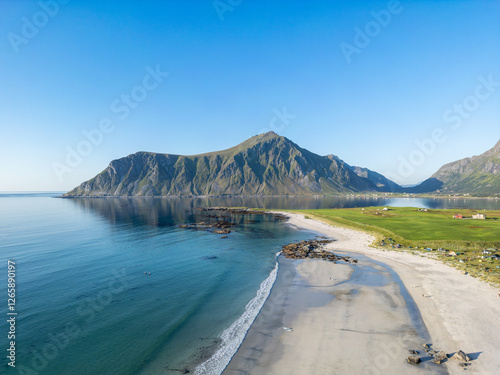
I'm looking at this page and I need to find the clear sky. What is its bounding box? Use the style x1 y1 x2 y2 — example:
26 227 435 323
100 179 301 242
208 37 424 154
1 0 499 191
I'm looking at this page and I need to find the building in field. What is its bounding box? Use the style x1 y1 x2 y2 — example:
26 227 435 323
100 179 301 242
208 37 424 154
472 213 486 220
453 214 463 219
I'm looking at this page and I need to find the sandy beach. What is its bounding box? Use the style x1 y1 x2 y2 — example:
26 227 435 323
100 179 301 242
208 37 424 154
224 213 500 375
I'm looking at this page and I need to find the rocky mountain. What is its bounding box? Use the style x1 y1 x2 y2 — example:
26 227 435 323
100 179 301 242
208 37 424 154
63 132 399 197
349 166 403 192
412 140 500 195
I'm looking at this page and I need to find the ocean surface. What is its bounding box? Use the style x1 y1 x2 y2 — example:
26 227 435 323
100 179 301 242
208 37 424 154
1 193 499 374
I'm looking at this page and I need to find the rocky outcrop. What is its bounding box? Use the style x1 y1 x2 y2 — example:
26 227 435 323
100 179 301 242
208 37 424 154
194 207 288 220
280 239 357 263
178 207 282 236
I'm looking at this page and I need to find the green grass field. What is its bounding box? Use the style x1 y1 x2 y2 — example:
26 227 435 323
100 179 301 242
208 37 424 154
297 207 500 243
293 207 500 286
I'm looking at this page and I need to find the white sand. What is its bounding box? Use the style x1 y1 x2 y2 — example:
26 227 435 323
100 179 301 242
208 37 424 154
248 212 500 375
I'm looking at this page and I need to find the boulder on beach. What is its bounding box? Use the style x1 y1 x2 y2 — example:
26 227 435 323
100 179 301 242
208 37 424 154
452 350 471 362
436 351 447 360
434 351 448 363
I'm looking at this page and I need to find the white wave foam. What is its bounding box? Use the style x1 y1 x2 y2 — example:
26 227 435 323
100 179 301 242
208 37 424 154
194 261 279 375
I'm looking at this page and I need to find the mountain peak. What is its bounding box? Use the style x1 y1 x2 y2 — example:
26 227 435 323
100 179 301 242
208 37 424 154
250 131 283 142
262 131 279 137
236 131 289 149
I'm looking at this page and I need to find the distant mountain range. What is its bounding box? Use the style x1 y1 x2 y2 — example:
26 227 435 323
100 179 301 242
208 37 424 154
63 132 500 197
410 140 500 195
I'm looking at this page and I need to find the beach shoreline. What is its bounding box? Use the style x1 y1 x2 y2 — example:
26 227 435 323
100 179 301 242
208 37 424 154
224 212 500 375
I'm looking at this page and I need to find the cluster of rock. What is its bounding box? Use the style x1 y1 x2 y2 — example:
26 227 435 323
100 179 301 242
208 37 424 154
407 344 472 369
179 207 290 237
179 220 234 234
280 239 357 263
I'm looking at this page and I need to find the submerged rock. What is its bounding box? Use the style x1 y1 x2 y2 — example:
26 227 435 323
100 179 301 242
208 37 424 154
213 229 230 234
179 220 235 230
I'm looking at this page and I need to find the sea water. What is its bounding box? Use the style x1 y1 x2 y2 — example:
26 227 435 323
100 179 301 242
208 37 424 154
0 194 315 374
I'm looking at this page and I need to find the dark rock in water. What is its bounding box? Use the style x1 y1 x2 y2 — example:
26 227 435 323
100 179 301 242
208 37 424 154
407 356 421 365
213 229 230 234
452 350 471 362
221 235 228 239
202 256 217 260
179 208 292 240
165 368 190 373
179 220 235 230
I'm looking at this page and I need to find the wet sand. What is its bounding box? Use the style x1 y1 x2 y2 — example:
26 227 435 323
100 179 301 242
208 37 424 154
223 213 500 375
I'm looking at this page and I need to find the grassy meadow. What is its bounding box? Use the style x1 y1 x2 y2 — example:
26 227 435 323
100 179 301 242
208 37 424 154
295 207 500 286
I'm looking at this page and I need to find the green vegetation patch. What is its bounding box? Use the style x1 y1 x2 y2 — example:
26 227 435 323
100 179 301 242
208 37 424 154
297 207 500 242
291 207 500 286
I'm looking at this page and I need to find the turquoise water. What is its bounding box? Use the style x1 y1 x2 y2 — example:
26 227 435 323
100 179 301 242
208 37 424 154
0 194 315 374
1 194 498 374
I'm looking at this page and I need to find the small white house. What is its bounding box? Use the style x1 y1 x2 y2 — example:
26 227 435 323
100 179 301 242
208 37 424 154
472 213 486 220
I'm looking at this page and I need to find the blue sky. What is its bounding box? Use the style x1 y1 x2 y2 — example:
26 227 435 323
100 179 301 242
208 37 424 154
1 0 499 190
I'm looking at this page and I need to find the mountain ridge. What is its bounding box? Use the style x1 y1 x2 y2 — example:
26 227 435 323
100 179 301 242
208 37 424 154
411 140 500 195
63 132 400 197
